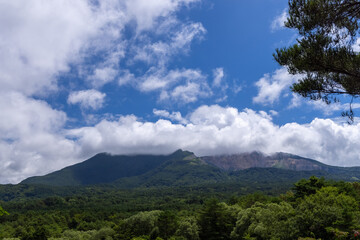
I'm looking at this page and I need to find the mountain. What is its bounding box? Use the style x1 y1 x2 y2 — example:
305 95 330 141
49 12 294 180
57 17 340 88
203 152 360 180
21 150 360 187
202 152 332 171
22 150 190 186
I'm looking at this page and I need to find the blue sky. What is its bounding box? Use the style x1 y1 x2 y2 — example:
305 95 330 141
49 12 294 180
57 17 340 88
1 0 360 183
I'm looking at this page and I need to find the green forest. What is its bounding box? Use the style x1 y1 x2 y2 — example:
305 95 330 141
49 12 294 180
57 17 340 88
0 177 360 240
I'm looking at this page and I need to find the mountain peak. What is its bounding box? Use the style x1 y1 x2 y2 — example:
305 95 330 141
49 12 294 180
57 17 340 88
171 149 194 157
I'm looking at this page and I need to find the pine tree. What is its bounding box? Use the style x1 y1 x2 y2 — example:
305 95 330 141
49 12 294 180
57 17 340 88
274 0 360 121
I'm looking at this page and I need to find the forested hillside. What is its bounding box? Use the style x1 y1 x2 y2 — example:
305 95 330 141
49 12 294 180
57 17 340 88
0 177 360 239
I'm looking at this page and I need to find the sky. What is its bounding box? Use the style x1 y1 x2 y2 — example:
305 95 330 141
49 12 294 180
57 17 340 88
1 0 360 184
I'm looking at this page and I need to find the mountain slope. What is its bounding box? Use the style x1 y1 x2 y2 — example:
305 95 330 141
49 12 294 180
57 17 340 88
22 150 189 186
114 152 229 188
21 150 360 187
202 151 359 172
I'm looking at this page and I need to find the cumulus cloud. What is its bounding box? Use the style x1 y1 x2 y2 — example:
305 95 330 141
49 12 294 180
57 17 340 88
153 109 188 124
170 81 211 103
0 1 97 96
271 9 288 31
67 105 360 169
0 92 79 183
68 89 106 110
2 103 360 183
253 68 302 105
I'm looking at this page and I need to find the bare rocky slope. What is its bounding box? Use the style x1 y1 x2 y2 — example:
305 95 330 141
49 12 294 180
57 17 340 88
201 152 333 171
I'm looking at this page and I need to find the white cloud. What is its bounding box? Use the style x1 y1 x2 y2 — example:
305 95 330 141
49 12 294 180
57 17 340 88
288 93 360 115
269 110 278 116
131 22 206 66
0 0 203 96
212 67 225 87
67 105 360 169
118 70 136 86
125 0 199 32
271 9 288 31
170 81 211 103
288 93 302 109
137 68 211 103
87 67 118 88
313 101 360 115
232 80 243 94
2 103 360 183
253 68 302 105
153 109 188 124
0 0 99 96
0 92 79 183
68 89 106 110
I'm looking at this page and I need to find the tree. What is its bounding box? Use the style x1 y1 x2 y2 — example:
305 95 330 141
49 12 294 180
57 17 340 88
274 0 360 121
295 186 360 239
198 199 236 240
157 211 178 240
117 210 162 239
292 176 326 199
230 202 298 240
175 217 200 240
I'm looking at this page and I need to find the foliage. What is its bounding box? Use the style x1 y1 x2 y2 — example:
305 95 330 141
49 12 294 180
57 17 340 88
274 0 360 121
117 210 162 239
230 202 298 240
198 199 238 240
0 177 359 239
296 186 360 239
174 217 200 240
292 176 326 199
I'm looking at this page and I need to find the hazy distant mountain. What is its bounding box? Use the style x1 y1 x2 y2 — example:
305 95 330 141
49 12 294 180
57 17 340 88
21 150 360 186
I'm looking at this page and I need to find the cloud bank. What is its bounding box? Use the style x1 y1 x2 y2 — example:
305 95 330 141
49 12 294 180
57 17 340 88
68 105 360 170
3 103 360 184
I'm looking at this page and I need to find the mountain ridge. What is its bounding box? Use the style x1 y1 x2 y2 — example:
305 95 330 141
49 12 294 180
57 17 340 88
21 150 360 186
202 151 334 171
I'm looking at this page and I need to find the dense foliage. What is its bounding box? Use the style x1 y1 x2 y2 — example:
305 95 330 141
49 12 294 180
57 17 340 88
0 177 359 239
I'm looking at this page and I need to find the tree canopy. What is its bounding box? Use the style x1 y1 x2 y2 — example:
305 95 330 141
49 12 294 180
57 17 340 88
274 0 360 121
